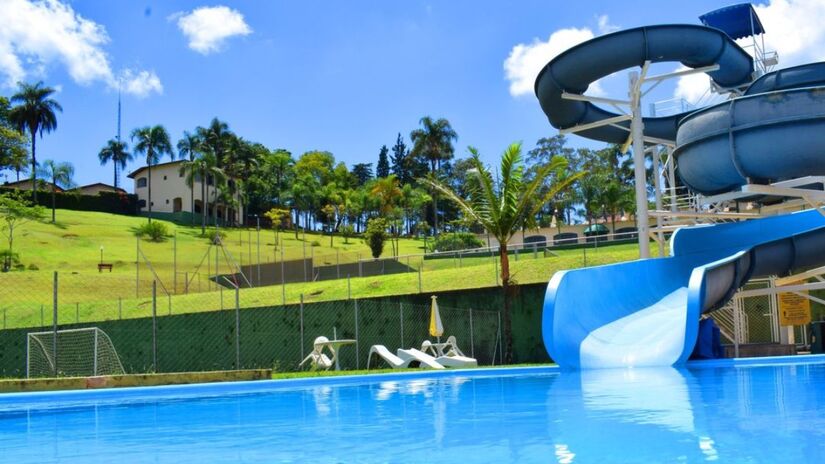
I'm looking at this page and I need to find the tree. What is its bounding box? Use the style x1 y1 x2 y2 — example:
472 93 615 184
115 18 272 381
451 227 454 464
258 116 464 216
0 96 28 181
131 125 173 223
177 131 201 224
37 160 74 223
8 81 62 202
181 152 225 234
421 142 583 363
197 118 232 167
0 190 44 263
352 163 373 186
363 217 388 259
410 116 457 235
371 175 403 255
376 145 390 178
264 206 290 247
340 224 355 244
390 133 407 179
98 139 132 190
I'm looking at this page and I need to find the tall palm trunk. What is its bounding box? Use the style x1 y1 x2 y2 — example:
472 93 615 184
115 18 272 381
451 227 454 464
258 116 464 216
30 133 37 202
499 242 513 364
147 165 152 223
201 169 207 234
113 163 118 189
51 184 56 223
190 181 195 226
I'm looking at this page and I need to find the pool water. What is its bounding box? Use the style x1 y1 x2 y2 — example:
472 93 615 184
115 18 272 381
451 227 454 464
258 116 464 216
1 358 824 463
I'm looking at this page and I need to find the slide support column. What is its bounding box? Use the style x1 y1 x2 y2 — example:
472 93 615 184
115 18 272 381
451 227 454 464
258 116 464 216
630 70 650 259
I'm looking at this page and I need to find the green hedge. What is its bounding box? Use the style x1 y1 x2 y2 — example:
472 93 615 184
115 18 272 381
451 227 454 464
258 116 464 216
0 188 138 215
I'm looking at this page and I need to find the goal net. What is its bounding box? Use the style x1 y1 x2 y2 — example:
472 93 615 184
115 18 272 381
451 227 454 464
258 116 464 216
27 327 125 378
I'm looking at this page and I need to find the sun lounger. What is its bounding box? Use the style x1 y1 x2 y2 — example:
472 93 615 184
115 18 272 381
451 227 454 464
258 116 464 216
299 336 335 370
367 345 445 369
421 336 477 368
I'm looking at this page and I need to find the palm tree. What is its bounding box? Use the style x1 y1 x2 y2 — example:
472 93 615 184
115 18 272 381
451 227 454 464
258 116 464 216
37 159 74 223
421 143 583 363
8 81 62 202
182 152 225 234
410 116 457 235
8 148 28 182
197 118 232 167
97 139 132 189
177 131 201 225
131 125 172 222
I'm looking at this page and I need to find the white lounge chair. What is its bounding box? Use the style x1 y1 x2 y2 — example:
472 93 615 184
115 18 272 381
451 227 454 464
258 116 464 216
299 336 335 370
421 335 477 368
367 345 445 369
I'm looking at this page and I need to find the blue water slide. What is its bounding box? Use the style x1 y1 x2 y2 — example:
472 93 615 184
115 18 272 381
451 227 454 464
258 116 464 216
536 24 825 368
534 24 753 144
544 210 825 369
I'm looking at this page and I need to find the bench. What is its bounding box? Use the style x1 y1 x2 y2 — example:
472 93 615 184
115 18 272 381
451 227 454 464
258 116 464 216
98 263 113 273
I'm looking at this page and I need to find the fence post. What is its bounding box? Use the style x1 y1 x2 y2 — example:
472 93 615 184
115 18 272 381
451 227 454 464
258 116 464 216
418 267 422 293
495 258 500 286
118 297 122 320
337 249 340 279
299 294 305 361
347 274 351 300
53 271 58 376
358 257 363 278
152 280 158 373
135 237 139 298
173 232 177 294
93 329 99 376
185 272 189 294
75 303 79 323
733 296 741 358
3 308 5 330
281 244 286 305
354 299 360 369
497 311 503 364
235 285 241 370
583 246 587 267
302 240 307 282
168 295 172 316
399 302 404 348
40 304 44 326
469 307 475 358
459 252 462 268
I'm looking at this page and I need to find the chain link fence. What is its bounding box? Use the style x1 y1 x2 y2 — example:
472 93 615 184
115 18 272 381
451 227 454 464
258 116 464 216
0 271 502 378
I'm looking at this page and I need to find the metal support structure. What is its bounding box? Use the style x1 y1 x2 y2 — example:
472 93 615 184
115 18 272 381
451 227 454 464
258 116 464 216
667 146 677 212
630 67 651 259
650 146 665 256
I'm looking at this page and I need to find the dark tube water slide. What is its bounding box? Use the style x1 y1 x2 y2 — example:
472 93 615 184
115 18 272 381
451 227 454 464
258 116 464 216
534 24 753 143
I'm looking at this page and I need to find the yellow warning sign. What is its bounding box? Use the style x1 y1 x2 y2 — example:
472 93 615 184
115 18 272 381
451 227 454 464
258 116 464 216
778 285 811 326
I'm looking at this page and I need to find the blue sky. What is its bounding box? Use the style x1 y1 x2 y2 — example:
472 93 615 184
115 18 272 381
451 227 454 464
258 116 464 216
2 0 823 187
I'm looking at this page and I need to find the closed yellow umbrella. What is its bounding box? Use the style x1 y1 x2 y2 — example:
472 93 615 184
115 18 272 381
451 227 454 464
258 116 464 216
429 295 444 341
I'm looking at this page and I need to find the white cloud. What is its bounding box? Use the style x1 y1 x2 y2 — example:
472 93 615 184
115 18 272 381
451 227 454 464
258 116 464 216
505 27 596 97
504 16 619 98
0 0 162 97
174 6 252 55
120 69 163 98
597 15 619 34
674 0 825 104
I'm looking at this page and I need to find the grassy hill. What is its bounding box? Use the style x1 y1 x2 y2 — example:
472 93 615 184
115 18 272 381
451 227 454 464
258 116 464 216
0 209 647 329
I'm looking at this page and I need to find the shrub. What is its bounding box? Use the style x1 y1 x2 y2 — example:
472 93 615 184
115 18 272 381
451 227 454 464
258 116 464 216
427 232 484 252
363 218 388 259
27 263 39 271
135 221 170 242
311 240 321 247
340 224 355 244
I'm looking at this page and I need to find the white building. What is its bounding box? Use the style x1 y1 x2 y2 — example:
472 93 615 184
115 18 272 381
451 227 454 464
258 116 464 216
127 160 244 225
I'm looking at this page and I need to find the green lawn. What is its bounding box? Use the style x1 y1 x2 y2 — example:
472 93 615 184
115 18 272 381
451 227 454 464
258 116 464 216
0 209 649 330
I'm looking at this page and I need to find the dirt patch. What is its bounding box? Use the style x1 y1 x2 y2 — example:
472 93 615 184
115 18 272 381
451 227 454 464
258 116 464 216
62 233 79 239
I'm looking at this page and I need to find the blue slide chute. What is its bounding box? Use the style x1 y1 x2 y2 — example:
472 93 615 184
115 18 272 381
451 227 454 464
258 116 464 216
536 22 825 369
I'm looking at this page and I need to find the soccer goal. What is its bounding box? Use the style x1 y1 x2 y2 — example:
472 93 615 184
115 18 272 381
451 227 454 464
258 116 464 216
27 327 125 378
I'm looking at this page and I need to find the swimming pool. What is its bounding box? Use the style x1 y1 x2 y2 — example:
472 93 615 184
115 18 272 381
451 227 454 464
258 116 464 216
1 356 824 463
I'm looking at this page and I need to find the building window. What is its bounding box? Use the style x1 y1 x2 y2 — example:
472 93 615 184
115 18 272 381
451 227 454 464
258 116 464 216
138 199 146 208
137 177 147 188
163 175 167 180
165 199 169 204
